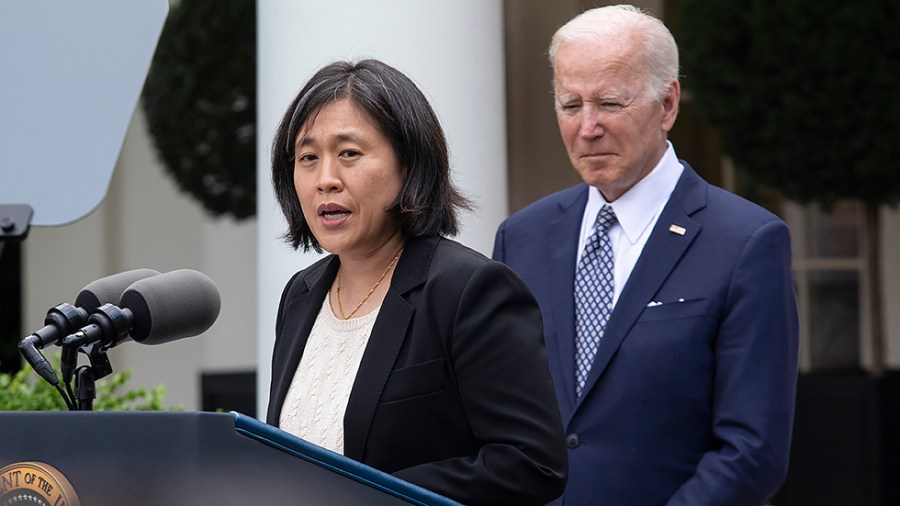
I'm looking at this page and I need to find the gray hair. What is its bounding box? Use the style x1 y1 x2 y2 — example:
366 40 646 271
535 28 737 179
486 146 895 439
549 4 679 100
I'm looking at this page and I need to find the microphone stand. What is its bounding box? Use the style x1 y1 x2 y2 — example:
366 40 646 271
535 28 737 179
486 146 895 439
62 309 125 411
75 366 96 411
68 343 114 411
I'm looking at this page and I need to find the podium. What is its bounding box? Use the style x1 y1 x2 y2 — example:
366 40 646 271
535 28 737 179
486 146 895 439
0 411 461 505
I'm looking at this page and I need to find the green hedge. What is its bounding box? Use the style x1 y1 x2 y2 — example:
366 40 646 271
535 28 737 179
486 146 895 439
677 1 900 207
0 356 171 411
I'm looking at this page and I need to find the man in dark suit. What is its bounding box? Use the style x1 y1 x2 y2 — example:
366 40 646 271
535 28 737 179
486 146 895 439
493 5 799 506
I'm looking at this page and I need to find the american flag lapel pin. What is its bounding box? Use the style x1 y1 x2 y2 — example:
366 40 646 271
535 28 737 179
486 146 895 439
668 224 686 236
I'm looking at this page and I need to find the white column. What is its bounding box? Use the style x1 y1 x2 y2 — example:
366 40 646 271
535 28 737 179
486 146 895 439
256 0 507 417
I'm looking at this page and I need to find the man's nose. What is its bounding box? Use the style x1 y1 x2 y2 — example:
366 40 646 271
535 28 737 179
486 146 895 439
579 109 605 138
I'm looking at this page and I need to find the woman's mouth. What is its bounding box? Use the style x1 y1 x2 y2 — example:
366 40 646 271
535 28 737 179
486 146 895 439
317 203 351 226
321 209 350 219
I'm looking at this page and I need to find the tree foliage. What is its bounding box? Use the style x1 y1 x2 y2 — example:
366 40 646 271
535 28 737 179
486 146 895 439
677 1 900 207
142 1 256 220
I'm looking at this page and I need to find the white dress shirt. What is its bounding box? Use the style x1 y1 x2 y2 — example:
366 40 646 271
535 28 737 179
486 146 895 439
576 142 684 307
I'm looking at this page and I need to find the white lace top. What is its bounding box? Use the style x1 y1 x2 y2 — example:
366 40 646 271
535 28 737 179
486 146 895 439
279 292 379 454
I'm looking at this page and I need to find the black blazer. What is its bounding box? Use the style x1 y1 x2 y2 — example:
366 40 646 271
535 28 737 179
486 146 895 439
267 235 567 505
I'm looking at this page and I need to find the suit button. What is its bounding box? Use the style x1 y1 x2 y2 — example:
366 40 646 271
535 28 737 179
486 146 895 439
566 433 580 448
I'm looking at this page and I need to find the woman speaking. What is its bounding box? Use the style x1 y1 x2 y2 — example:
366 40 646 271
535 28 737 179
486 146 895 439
266 59 566 505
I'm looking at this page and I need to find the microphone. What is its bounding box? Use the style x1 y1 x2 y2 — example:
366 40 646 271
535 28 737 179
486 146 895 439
123 268 221 345
75 268 162 312
18 268 161 386
63 269 221 354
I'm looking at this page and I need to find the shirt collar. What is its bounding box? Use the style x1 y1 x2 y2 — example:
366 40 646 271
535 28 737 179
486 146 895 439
587 142 684 244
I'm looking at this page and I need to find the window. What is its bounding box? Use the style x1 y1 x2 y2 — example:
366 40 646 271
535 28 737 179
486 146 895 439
785 201 865 372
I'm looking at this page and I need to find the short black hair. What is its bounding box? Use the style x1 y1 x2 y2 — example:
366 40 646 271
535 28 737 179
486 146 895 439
271 59 472 252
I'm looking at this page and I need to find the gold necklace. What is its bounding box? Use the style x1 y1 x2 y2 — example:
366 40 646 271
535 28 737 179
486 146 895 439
336 248 403 320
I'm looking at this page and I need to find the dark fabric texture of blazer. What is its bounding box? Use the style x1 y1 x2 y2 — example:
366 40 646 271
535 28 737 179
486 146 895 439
267 235 568 506
493 163 800 506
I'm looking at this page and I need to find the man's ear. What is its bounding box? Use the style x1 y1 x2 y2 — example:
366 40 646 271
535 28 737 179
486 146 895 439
661 79 680 133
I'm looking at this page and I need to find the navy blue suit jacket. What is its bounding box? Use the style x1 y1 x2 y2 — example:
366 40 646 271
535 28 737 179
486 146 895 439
493 163 799 506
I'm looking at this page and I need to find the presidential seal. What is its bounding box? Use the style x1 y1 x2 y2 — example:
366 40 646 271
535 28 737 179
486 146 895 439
0 462 80 506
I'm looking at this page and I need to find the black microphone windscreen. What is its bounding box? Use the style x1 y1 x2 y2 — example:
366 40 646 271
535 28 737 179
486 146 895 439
74 268 161 311
120 269 221 345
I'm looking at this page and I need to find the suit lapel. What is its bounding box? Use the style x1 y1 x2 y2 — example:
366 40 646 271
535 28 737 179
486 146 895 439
574 165 708 411
269 258 338 424
342 236 434 461
548 185 589 418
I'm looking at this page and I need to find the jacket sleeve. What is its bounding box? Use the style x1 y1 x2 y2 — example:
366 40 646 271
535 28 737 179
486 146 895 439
393 260 568 506
491 220 507 262
667 219 800 506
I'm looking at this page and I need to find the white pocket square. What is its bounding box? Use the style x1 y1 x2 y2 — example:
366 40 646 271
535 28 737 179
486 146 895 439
646 298 687 307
